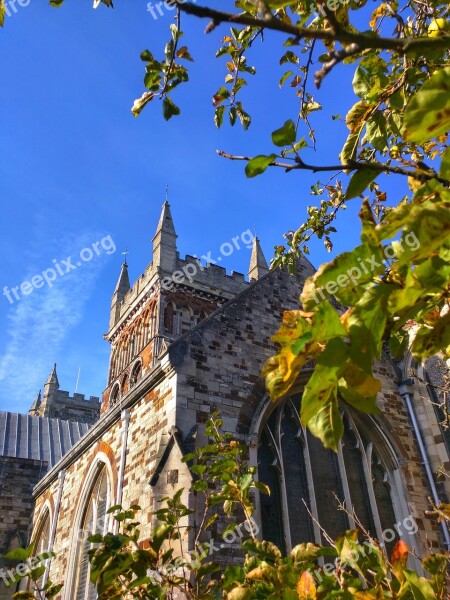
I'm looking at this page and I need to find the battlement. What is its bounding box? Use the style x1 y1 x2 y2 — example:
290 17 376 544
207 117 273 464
29 366 101 426
55 390 101 406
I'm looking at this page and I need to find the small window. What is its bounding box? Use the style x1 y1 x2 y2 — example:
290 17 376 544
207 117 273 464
130 362 142 388
122 374 129 395
164 303 174 334
109 384 120 408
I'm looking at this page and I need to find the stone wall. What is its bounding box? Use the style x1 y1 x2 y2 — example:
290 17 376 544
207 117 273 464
0 457 47 600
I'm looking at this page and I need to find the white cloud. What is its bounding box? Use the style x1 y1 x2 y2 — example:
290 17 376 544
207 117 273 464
0 231 115 412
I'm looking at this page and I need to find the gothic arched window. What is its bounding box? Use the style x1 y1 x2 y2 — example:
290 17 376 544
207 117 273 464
130 361 142 388
73 466 110 600
34 510 51 554
257 396 399 553
164 302 175 334
109 384 120 408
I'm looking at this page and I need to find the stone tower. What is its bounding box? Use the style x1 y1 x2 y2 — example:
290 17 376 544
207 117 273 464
28 364 100 425
103 199 254 412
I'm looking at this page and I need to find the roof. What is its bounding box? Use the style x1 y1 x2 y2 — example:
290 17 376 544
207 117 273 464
0 411 90 469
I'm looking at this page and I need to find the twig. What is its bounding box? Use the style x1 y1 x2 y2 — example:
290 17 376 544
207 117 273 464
302 499 335 546
315 43 360 88
298 39 317 146
216 149 448 184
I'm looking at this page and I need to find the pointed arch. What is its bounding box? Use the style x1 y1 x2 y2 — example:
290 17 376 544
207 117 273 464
65 458 113 600
109 383 120 408
31 505 52 554
254 394 412 553
163 301 175 335
130 360 142 388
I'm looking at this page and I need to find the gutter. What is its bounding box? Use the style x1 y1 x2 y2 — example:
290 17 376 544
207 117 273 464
114 409 131 534
398 381 450 548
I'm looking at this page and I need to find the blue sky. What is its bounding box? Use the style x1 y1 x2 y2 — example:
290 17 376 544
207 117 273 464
0 0 407 413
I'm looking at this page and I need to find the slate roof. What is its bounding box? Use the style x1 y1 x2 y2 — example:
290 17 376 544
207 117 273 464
0 411 90 469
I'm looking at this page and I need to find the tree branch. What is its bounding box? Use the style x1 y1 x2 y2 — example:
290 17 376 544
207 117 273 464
314 43 361 88
174 1 450 54
216 149 449 184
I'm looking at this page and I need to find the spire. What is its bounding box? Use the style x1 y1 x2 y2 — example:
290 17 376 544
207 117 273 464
110 261 131 330
154 200 177 238
46 363 59 387
152 200 178 272
29 390 42 415
248 237 269 281
114 261 131 296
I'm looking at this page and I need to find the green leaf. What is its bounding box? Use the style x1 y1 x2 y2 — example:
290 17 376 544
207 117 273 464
439 146 450 180
403 67 450 143
272 120 296 147
279 70 294 87
301 371 343 452
401 570 437 600
412 313 450 360
300 342 348 451
5 548 30 561
0 1 5 27
365 111 388 151
352 66 371 99
346 168 378 199
214 105 225 128
340 127 363 165
245 154 277 178
162 97 181 121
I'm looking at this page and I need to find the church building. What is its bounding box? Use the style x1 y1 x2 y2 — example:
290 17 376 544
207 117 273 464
17 201 450 598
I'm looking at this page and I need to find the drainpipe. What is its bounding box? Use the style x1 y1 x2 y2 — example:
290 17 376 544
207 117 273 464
398 382 450 548
42 469 66 588
114 409 131 534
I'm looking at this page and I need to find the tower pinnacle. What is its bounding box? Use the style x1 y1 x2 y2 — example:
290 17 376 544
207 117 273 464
152 200 178 272
110 261 131 329
248 237 269 281
29 390 42 416
46 363 59 387
114 262 131 296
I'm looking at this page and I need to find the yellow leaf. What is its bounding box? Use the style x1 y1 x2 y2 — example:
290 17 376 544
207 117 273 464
369 4 389 29
297 571 317 599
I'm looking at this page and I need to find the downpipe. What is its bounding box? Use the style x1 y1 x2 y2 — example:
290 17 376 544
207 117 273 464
114 409 131 534
398 383 450 549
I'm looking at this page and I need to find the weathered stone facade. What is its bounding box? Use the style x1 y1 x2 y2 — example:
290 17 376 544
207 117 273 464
24 201 450 599
0 457 47 600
